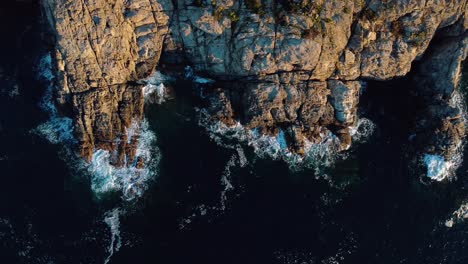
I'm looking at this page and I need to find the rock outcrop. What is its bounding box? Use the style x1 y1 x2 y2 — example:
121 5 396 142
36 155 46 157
42 0 170 164
41 0 467 166
412 20 467 160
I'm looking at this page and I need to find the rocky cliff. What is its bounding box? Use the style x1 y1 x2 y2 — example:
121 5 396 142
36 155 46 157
41 0 467 170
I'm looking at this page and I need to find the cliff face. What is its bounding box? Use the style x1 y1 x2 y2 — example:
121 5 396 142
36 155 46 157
42 0 170 163
42 0 467 167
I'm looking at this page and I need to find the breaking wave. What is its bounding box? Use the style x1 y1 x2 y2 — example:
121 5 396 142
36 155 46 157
199 109 375 171
423 154 456 181
422 82 467 181
34 54 161 201
89 119 159 201
139 71 174 104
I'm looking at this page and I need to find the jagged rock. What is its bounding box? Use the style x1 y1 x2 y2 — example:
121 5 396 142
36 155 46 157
42 0 171 92
72 84 144 165
41 0 467 165
42 0 171 166
205 79 349 153
412 22 468 159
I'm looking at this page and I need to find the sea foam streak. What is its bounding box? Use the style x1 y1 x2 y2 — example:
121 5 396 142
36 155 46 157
445 202 468 228
103 208 122 264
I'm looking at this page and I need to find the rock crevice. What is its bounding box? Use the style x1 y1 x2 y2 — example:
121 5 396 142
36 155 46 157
41 0 467 168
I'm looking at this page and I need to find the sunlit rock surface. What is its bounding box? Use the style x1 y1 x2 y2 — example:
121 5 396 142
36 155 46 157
41 0 467 173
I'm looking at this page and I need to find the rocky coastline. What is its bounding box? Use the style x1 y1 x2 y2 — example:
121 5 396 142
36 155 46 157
40 0 467 179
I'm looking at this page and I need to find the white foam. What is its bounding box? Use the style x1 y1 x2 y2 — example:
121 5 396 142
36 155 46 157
220 155 236 210
88 119 159 201
140 70 173 85
445 202 468 228
349 118 376 142
426 83 466 181
35 55 161 201
139 71 173 104
236 145 248 168
199 109 374 170
423 154 453 181
35 117 75 144
142 83 167 104
103 208 122 264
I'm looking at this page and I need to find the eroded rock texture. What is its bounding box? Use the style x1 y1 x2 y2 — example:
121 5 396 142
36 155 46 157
42 0 467 165
412 21 467 159
72 85 144 166
42 0 171 164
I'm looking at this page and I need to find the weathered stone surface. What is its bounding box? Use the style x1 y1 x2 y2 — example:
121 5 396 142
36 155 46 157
412 24 468 159
328 80 360 125
43 0 171 92
42 0 171 165
72 84 144 165
42 0 467 163
205 79 350 153
162 0 466 82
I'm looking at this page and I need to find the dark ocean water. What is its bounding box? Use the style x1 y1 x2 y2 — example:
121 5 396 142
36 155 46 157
1 1 467 264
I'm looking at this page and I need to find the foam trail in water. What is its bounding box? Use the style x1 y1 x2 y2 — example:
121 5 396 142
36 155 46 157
103 208 122 264
220 155 236 210
88 119 159 201
445 202 468 228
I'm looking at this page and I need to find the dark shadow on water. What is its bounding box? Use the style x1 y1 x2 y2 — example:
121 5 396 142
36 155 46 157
0 1 466 262
111 71 468 264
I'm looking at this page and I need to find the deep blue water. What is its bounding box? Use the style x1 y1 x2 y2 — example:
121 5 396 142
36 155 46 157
0 1 467 264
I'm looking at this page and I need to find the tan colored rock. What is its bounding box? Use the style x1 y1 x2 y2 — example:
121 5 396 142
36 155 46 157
43 0 171 93
42 0 467 162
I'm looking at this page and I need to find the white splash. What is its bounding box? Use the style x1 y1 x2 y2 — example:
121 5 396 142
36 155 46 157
349 118 376 142
423 154 453 181
142 83 167 104
200 109 374 170
139 71 173 104
141 70 173 85
88 119 159 201
425 81 466 181
103 208 122 264
445 202 468 228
